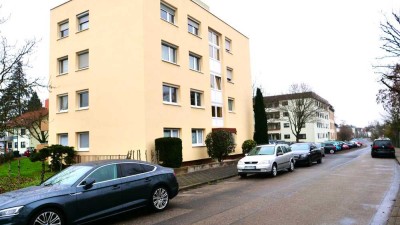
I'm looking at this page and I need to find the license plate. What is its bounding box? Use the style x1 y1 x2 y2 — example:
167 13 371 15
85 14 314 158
245 166 256 169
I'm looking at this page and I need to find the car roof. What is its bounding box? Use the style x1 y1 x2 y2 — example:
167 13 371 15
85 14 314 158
75 159 155 167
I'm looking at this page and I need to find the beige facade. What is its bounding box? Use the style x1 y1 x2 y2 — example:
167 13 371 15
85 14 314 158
49 0 253 162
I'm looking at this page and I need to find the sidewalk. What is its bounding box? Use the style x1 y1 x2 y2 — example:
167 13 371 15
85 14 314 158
387 148 400 225
176 162 238 191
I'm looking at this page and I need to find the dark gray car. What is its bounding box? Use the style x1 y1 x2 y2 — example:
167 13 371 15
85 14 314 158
291 143 322 166
0 160 179 225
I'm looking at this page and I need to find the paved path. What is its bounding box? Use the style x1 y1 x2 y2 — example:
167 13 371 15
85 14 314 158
387 148 400 225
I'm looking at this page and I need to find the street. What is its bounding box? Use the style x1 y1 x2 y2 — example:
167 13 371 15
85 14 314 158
98 145 399 225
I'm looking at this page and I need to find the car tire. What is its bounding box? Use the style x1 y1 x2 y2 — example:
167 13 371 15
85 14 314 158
307 159 312 167
150 186 169 212
288 160 295 172
330 149 335 154
317 158 322 164
371 153 375 158
29 208 64 225
271 164 278 177
239 173 247 178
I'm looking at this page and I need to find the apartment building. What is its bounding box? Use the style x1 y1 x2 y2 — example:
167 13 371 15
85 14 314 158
263 92 336 143
49 0 253 162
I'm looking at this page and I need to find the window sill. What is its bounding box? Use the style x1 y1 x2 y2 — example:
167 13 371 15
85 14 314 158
57 36 69 41
225 50 233 55
227 80 234 84
57 110 68 114
163 102 181 107
76 67 89 72
191 106 205 110
189 69 203 74
57 73 68 77
77 148 89 152
192 144 206 148
188 32 202 39
162 60 180 66
160 18 178 28
76 28 89 34
76 107 89 111
228 111 235 114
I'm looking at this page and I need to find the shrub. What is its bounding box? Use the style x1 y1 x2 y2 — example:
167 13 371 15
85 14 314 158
242 140 257 154
30 145 76 171
205 130 235 162
155 137 182 168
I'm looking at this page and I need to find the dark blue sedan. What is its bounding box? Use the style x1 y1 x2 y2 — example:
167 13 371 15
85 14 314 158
0 160 179 225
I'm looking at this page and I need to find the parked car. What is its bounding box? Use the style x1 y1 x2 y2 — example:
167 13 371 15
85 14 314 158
371 138 395 158
322 142 340 154
346 141 358 148
314 142 325 157
237 144 295 178
291 142 323 166
0 159 179 225
23 147 34 157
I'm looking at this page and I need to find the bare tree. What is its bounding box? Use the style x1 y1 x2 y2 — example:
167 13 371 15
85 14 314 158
337 125 353 141
280 83 324 143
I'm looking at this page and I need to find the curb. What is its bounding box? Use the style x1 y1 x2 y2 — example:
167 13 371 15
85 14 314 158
178 173 238 191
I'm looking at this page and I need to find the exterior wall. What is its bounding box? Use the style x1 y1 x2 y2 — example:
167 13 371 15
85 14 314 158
6 128 38 154
49 0 253 162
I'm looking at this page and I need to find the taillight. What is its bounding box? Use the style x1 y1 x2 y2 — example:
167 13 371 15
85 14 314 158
388 145 395 150
372 145 379 150
333 146 336 150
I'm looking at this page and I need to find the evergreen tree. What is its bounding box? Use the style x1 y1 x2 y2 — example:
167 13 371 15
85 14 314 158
26 91 42 112
253 88 269 144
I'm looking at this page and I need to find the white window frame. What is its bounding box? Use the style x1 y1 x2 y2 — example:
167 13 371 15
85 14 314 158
208 30 220 60
228 98 234 112
162 42 177 63
58 57 68 74
284 123 290 128
210 74 222 90
188 18 199 35
77 50 89 69
77 11 89 31
225 38 231 52
163 84 178 104
59 20 69 38
226 67 233 82
164 128 180 138
21 141 26 148
78 90 89 109
190 90 202 107
211 106 223 118
58 94 68 112
189 53 201 71
160 3 175 24
59 133 68 146
78 132 89 151
192 129 204 146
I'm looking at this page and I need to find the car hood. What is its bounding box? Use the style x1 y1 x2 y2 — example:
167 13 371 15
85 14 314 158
0 184 71 209
292 150 310 155
240 155 276 162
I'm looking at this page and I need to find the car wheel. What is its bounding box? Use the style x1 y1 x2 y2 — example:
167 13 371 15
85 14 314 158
371 153 375 158
307 159 312 167
29 208 64 225
271 164 278 177
239 173 247 178
150 186 169 212
288 160 295 172
317 158 322 164
330 149 335 154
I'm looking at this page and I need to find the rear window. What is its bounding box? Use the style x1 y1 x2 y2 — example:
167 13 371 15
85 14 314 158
374 140 392 146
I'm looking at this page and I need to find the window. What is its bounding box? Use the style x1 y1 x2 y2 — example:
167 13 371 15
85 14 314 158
163 85 178 103
228 98 234 112
208 30 220 60
14 142 17 149
192 129 204 146
20 129 26 136
162 43 177 63
164 128 179 137
284 134 290 139
59 134 68 146
120 163 154 177
77 12 89 31
299 134 307 139
211 106 222 118
210 74 222 90
190 90 202 107
78 90 89 109
189 53 201 71
58 94 68 112
78 132 89 150
226 67 233 82
59 21 69 38
87 164 117 183
160 3 175 24
284 123 290 128
58 57 68 74
188 18 199 35
283 112 289 117
225 38 231 52
21 142 26 148
282 101 288 106
78 51 89 69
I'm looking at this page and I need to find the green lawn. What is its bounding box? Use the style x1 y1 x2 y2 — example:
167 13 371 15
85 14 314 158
0 157 55 194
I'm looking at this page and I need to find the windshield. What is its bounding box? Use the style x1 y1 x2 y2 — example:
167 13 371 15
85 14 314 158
248 146 275 155
43 165 93 186
291 144 309 151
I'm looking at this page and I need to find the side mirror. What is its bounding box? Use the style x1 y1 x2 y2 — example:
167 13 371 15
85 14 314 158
81 178 96 190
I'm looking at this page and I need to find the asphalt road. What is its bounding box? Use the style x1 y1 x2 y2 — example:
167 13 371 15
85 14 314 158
98 144 400 225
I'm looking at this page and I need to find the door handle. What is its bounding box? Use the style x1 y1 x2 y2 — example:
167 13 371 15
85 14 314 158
112 185 120 190
145 178 151 183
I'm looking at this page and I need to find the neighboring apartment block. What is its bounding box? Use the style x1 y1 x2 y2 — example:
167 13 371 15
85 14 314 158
49 0 253 162
263 92 336 143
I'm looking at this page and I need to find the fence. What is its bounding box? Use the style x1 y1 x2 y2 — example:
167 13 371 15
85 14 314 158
74 149 149 163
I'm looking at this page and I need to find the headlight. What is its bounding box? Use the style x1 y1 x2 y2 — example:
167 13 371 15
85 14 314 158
301 154 309 158
259 160 271 165
238 160 244 165
0 206 24 218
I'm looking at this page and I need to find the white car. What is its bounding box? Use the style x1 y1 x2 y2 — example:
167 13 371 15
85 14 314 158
237 144 295 178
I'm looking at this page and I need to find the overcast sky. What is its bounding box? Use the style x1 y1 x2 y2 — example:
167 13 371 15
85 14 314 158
1 0 399 127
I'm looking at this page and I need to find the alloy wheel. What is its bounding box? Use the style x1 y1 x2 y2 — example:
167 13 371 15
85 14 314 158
152 187 169 211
